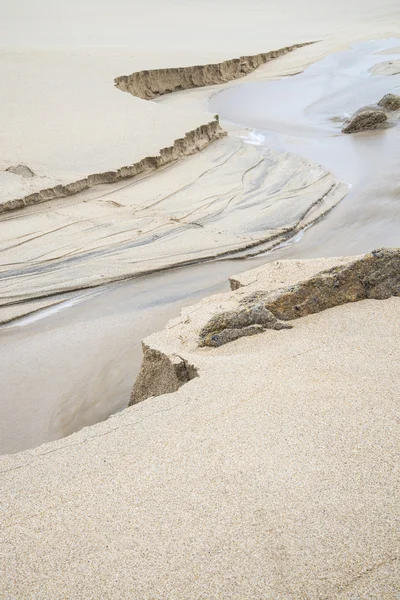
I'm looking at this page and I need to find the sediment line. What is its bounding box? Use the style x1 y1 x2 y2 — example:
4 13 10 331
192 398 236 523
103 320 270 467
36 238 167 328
114 42 315 100
0 178 346 325
0 120 226 215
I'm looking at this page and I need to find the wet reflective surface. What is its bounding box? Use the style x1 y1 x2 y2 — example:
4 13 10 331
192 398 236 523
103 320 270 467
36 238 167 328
1 39 400 454
210 39 400 256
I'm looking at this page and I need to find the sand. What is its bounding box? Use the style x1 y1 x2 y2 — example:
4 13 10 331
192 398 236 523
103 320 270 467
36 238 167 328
1 255 399 599
0 1 399 325
371 58 400 75
3 39 400 323
0 136 346 317
1 1 400 595
0 47 223 207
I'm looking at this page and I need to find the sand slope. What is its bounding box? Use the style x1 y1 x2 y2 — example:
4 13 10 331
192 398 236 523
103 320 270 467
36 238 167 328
1 255 399 599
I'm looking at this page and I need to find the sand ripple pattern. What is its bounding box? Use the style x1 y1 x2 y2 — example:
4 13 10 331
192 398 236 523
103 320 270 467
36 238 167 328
0 137 346 322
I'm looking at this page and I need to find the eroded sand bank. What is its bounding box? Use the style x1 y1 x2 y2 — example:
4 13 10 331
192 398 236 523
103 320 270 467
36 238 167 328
1 0 400 592
1 253 399 599
2 34 400 453
0 136 345 318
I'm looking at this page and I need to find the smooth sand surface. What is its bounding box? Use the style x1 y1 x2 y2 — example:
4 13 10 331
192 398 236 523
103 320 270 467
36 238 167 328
0 48 217 203
0 135 345 312
371 58 400 75
1 256 399 598
1 0 399 51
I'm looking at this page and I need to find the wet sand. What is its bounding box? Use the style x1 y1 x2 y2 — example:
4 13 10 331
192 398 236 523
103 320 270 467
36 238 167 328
0 134 344 317
210 39 400 256
1 39 400 454
0 261 233 453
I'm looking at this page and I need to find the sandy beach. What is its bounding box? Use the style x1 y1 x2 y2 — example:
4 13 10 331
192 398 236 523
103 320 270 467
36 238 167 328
1 253 400 598
1 2 399 324
1 0 400 597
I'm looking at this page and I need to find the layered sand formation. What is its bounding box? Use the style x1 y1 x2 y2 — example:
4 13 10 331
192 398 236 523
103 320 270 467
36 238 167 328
0 48 232 214
131 249 400 402
115 43 313 99
0 136 346 324
0 40 320 215
0 120 225 214
2 31 400 326
0 39 353 326
1 253 399 599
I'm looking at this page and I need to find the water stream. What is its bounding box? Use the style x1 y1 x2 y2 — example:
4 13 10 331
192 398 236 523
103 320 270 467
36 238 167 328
210 38 400 256
1 39 399 454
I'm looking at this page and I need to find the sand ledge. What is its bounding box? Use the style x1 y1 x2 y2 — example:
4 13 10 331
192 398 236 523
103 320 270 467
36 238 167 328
0 120 225 214
131 248 400 402
114 42 315 99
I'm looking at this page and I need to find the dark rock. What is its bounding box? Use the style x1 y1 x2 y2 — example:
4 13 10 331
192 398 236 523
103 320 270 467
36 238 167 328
199 302 292 347
199 249 400 348
378 93 400 111
341 109 388 134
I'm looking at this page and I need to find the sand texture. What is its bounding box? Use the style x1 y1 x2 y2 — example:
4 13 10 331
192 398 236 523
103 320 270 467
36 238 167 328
2 1 400 596
0 136 346 323
115 43 313 99
1 6 400 323
0 120 225 213
370 58 400 75
1 255 399 599
131 249 400 400
0 48 230 213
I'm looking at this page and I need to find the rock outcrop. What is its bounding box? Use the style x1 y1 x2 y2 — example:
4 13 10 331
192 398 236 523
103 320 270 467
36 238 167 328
378 93 400 111
199 248 400 345
115 43 314 100
131 250 400 405
199 302 291 347
341 108 389 133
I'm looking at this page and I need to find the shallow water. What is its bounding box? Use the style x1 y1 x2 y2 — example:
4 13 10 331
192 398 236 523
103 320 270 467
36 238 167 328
210 39 400 256
0 256 270 454
1 39 400 454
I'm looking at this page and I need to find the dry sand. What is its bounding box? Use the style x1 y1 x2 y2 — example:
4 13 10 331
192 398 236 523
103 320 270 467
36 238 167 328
1 255 399 599
0 48 221 206
1 1 400 596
